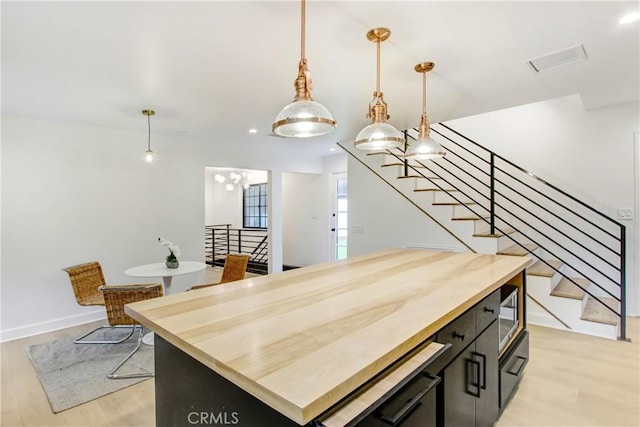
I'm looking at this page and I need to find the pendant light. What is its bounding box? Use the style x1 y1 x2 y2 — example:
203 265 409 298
404 62 445 160
354 28 404 151
142 109 156 163
272 0 337 138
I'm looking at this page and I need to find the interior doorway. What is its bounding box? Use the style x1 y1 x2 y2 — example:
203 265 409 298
204 167 269 274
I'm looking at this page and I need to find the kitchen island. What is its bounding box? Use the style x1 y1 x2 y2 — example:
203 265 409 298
126 248 531 427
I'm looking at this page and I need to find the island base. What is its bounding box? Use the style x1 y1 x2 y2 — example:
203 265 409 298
154 334 305 427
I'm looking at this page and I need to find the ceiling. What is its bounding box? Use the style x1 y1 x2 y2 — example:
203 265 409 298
2 1 639 157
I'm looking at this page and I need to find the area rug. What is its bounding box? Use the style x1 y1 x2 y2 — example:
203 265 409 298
26 327 154 413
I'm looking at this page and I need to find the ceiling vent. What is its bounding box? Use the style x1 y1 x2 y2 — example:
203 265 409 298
527 44 588 72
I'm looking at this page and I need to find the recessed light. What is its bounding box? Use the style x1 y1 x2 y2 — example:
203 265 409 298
248 128 258 134
619 12 640 25
329 147 337 152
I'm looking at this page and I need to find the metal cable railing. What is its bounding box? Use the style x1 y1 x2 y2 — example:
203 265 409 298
339 124 627 341
205 224 269 274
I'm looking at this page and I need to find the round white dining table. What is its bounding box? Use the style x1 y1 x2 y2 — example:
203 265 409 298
124 261 207 292
124 261 207 345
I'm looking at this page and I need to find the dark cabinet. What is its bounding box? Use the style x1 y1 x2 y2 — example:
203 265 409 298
443 321 498 427
357 373 440 427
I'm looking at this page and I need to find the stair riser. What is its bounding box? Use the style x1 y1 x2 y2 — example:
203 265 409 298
527 273 562 294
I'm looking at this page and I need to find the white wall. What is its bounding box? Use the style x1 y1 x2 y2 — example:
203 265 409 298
348 96 640 315
0 114 323 341
348 156 466 256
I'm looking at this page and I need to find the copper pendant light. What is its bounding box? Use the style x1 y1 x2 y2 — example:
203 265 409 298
142 109 156 163
404 62 445 160
272 0 337 138
354 28 404 151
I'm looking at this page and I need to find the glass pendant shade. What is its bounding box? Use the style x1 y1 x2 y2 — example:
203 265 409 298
354 122 404 150
273 99 336 138
405 136 446 160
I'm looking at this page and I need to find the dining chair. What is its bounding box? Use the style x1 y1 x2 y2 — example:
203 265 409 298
189 254 250 291
63 261 153 344
100 283 163 379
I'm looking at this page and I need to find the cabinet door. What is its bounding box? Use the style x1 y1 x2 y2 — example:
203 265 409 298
443 346 477 427
474 321 499 427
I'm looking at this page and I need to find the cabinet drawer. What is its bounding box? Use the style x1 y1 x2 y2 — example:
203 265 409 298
499 330 529 408
357 373 440 427
434 308 476 369
320 342 448 427
475 289 500 334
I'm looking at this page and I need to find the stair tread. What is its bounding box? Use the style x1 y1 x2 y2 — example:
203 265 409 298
551 277 588 300
452 214 490 221
497 243 538 256
473 227 516 238
397 175 425 179
580 297 619 326
527 259 563 276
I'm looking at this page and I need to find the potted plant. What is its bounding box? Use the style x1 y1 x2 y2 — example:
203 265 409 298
158 237 181 269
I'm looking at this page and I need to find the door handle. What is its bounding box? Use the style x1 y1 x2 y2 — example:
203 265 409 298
473 352 487 390
331 228 336 232
507 355 527 376
465 359 481 398
377 374 441 426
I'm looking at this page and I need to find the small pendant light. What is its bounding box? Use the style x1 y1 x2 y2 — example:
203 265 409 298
354 28 404 151
142 109 156 163
404 62 445 160
272 0 337 138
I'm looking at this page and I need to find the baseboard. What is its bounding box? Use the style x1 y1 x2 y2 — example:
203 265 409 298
0 310 107 343
526 311 570 331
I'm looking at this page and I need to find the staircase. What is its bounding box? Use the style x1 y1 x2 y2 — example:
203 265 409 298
339 123 627 341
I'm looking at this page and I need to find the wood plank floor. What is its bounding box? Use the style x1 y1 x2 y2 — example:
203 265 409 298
1 317 637 426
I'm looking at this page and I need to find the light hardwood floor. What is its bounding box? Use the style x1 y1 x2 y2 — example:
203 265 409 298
1 317 638 426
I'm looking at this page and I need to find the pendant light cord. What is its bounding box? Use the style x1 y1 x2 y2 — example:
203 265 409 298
376 39 381 93
300 0 306 61
422 71 427 115
147 114 151 151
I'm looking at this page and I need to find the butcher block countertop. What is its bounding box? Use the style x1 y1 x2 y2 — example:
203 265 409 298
125 248 531 425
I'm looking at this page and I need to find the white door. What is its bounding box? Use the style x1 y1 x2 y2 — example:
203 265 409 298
331 173 348 261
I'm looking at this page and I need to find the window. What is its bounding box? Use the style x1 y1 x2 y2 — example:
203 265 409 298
334 174 348 260
243 183 268 228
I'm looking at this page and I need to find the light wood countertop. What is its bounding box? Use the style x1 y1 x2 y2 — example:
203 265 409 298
125 248 531 425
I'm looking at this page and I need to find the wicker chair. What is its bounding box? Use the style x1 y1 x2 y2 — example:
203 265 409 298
63 261 155 344
100 283 163 379
189 254 250 291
